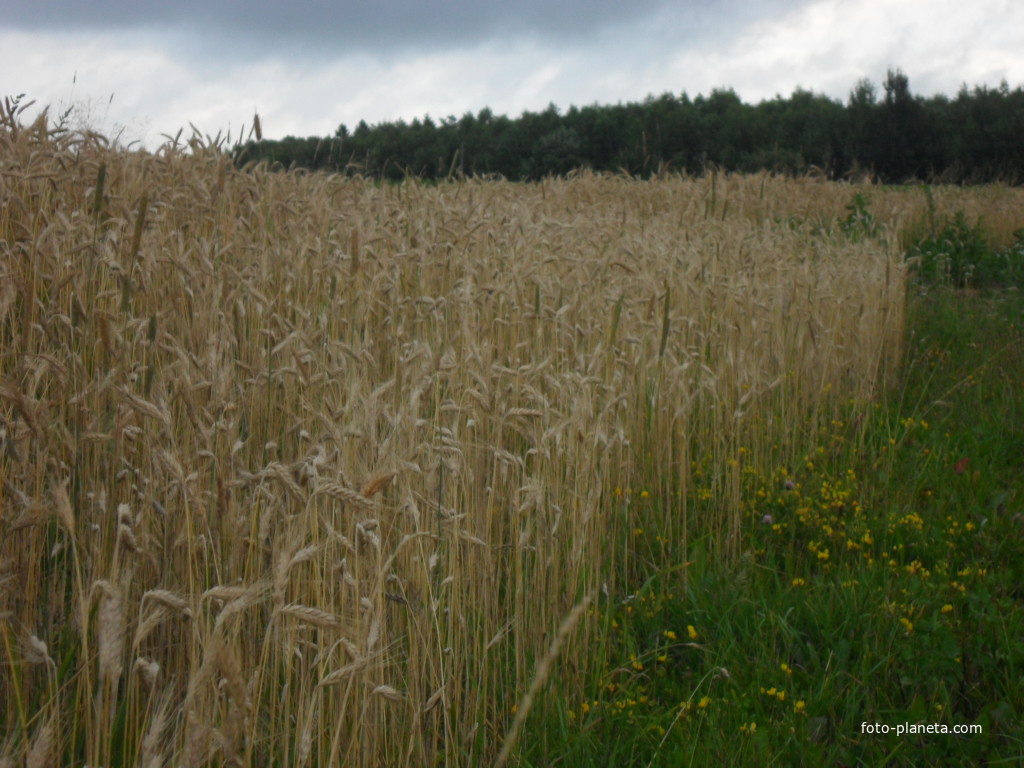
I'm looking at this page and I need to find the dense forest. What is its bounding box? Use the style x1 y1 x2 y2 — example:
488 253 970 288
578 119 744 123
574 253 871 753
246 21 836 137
235 70 1024 183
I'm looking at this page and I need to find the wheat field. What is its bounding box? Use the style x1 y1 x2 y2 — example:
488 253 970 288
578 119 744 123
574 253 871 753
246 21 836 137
0 105 925 765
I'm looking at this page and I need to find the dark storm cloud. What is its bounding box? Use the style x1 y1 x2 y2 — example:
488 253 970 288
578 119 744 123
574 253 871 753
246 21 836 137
3 0 691 50
4 1 811 56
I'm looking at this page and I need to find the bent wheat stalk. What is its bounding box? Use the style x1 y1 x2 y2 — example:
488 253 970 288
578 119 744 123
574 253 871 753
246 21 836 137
495 590 595 768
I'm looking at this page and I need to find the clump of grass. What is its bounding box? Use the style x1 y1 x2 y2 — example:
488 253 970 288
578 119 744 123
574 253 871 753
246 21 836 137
908 211 1024 289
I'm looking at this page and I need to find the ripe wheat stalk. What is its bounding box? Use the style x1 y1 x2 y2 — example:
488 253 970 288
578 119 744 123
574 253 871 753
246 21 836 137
5 105 1008 765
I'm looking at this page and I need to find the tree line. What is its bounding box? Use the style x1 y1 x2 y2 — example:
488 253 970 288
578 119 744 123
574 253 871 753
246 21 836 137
234 70 1024 183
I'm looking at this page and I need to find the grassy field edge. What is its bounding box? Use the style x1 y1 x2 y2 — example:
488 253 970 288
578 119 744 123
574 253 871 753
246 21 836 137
520 287 1024 767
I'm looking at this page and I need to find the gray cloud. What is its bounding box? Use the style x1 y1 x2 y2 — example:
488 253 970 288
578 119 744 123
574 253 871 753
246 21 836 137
3 0 679 50
1 1 809 56
5 0 1020 151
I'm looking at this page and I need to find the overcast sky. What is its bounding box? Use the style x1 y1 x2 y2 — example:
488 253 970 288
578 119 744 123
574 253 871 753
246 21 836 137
3 0 1022 148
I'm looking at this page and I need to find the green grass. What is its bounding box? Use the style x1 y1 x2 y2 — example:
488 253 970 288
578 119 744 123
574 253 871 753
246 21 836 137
517 287 1024 767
